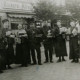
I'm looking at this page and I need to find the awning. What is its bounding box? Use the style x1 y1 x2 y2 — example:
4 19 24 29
8 14 33 18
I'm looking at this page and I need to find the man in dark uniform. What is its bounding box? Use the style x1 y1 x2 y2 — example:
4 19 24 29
43 21 54 63
6 32 15 69
27 22 37 65
34 21 43 65
27 21 43 65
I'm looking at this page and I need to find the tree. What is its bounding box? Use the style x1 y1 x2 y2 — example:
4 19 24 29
66 0 80 19
33 0 57 20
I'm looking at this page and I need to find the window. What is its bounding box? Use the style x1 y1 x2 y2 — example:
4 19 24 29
11 23 18 30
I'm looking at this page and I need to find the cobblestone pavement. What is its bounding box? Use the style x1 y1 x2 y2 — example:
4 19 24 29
0 41 80 80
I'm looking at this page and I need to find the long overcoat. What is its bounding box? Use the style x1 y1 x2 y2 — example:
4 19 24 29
54 27 67 57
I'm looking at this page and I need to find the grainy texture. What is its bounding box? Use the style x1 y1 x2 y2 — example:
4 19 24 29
1 42 80 80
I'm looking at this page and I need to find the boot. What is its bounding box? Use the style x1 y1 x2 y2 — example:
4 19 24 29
71 59 75 63
75 58 79 63
0 70 3 73
8 65 13 69
50 61 53 63
44 60 48 63
62 56 66 61
31 62 37 65
57 57 61 62
38 63 42 65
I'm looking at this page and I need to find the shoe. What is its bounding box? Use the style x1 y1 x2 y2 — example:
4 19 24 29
44 61 48 63
20 64 28 67
71 60 75 63
24 65 28 67
28 63 31 65
62 59 66 61
20 64 24 67
75 59 79 63
50 61 53 63
8 66 13 69
38 63 42 65
31 63 37 65
57 59 61 62
2 65 7 70
0 70 3 73
75 61 79 63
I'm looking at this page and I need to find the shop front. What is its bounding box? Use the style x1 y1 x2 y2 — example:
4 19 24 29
0 0 35 31
7 13 34 30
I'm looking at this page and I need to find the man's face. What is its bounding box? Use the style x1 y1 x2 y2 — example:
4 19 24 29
36 22 41 28
30 23 35 29
57 21 61 27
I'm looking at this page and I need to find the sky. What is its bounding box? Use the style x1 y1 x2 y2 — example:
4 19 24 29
1 0 65 4
0 0 66 6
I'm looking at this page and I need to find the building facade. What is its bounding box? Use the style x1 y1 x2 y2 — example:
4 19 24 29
0 0 37 30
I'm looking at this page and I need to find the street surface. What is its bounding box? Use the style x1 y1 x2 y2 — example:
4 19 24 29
0 41 80 80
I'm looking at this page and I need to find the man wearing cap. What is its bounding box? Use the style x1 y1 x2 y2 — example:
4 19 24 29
34 21 43 65
43 21 54 63
27 22 37 65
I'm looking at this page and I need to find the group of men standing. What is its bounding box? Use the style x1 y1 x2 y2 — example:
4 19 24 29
0 19 80 74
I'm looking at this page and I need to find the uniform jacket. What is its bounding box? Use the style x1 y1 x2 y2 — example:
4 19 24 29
42 25 54 47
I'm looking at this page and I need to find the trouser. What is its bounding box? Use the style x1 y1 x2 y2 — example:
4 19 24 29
0 49 6 70
35 46 41 64
27 49 31 64
70 36 79 60
28 47 37 64
44 46 53 62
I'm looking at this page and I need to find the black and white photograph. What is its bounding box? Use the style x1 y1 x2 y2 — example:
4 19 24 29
0 0 80 80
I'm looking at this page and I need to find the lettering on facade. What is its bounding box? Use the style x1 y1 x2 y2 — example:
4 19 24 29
3 1 33 11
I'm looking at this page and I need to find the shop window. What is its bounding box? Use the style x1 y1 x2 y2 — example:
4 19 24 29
11 23 18 30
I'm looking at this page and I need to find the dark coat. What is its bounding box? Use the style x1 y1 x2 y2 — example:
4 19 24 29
42 26 54 48
27 29 36 49
15 30 28 64
16 43 22 64
0 38 6 69
69 36 79 59
54 27 67 57
69 27 79 59
20 36 28 64
6 37 15 64
34 28 43 47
